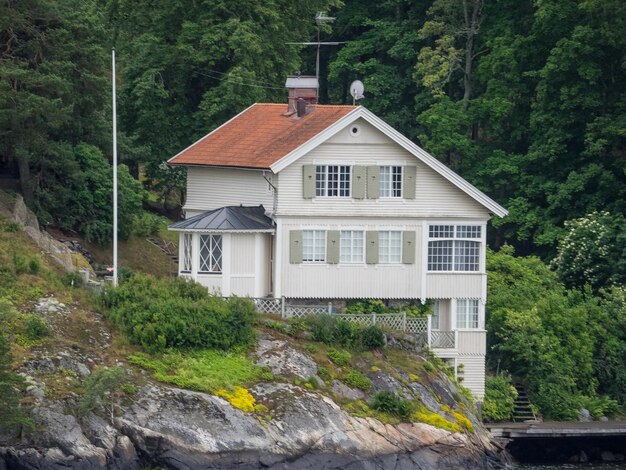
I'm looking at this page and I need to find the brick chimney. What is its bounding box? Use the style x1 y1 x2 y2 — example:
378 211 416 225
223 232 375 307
285 75 318 115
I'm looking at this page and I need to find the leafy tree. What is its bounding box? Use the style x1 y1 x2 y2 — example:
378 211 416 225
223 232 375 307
553 212 626 291
78 366 125 422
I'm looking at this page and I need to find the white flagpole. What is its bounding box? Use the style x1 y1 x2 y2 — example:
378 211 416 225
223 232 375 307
112 49 118 287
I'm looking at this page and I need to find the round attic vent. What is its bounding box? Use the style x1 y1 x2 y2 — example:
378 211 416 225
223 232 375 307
350 125 361 137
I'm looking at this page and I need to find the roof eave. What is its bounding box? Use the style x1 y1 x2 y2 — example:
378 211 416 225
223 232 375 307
168 227 275 234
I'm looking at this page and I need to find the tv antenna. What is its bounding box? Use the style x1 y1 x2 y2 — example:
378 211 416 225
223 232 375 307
286 12 345 98
350 80 365 105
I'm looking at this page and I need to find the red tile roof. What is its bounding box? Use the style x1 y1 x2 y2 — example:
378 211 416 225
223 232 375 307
168 103 357 169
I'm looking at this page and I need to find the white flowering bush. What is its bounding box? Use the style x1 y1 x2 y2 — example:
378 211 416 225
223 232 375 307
553 211 626 290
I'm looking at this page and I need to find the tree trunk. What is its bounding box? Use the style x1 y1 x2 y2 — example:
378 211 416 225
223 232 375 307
16 154 34 202
461 0 481 110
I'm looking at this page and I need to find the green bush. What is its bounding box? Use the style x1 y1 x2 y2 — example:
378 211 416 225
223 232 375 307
2 221 21 233
482 375 518 422
356 326 385 350
370 391 415 420
308 314 385 351
28 257 40 274
61 271 85 287
344 299 386 314
317 366 332 382
102 274 255 352
13 253 27 275
78 367 125 417
327 348 351 366
25 315 51 340
0 332 32 431
342 370 372 391
578 395 620 419
131 211 163 237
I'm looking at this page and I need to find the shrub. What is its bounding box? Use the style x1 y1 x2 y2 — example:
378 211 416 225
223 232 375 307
414 406 462 432
0 332 33 431
2 222 21 233
342 370 371 391
102 274 255 352
78 367 125 419
578 395 620 419
344 299 386 314
28 257 40 274
356 326 385 350
131 211 162 237
327 348 351 366
24 315 51 340
308 314 385 351
13 253 27 275
482 375 518 422
317 366 332 382
61 271 85 287
370 391 415 420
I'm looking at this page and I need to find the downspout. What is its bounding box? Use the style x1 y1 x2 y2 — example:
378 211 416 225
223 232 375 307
262 171 278 217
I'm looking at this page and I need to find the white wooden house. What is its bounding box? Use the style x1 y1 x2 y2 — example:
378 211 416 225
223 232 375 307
168 77 508 399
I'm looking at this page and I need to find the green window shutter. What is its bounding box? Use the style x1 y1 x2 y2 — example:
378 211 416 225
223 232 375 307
303 165 316 199
403 166 417 199
402 231 416 264
352 166 366 199
366 231 379 264
290 230 303 263
327 230 340 264
367 166 380 199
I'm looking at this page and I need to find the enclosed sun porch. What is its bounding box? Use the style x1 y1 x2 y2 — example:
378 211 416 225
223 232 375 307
169 205 274 298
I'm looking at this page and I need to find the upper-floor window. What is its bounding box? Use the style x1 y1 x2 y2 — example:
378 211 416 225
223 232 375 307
380 166 402 198
182 233 192 273
427 224 481 272
303 230 326 262
340 230 364 263
316 165 350 197
379 230 402 263
199 234 222 273
456 299 479 329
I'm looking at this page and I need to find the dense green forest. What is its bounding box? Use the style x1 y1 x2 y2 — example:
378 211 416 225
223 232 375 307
1 0 625 419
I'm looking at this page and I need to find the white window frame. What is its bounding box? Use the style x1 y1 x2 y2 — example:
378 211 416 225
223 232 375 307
302 230 326 263
340 230 364 263
378 230 402 263
182 233 193 273
427 224 482 272
431 300 441 330
199 234 222 274
380 166 402 198
315 165 351 197
456 299 479 329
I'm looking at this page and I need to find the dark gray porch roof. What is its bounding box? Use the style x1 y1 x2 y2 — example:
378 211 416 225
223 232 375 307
169 205 274 232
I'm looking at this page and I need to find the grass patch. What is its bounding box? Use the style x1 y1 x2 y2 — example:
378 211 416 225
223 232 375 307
327 348 351 366
341 370 372 391
128 349 261 393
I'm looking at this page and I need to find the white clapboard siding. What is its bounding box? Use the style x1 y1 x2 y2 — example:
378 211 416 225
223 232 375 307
275 118 489 218
184 167 276 213
279 218 422 299
426 274 484 299
457 330 487 355
457 354 486 400
195 275 222 295
231 277 255 297
231 234 255 275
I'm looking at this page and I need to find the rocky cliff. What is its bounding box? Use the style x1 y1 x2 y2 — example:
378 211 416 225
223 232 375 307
0 298 509 469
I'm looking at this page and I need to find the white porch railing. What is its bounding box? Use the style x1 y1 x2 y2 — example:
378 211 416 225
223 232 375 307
249 297 456 349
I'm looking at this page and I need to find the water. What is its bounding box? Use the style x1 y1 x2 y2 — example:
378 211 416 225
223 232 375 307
515 465 626 469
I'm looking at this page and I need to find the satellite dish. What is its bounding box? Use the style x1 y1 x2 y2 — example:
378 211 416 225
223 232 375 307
350 80 365 104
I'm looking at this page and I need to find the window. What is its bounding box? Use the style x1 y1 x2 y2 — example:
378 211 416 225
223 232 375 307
427 224 481 271
380 166 402 198
182 233 192 273
315 165 351 197
379 231 402 263
199 234 222 273
431 300 440 330
303 230 326 262
456 299 479 329
340 231 364 263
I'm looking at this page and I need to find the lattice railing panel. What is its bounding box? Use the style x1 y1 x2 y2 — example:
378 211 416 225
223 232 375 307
431 330 455 348
285 305 328 318
252 298 282 315
406 317 428 333
335 314 375 327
